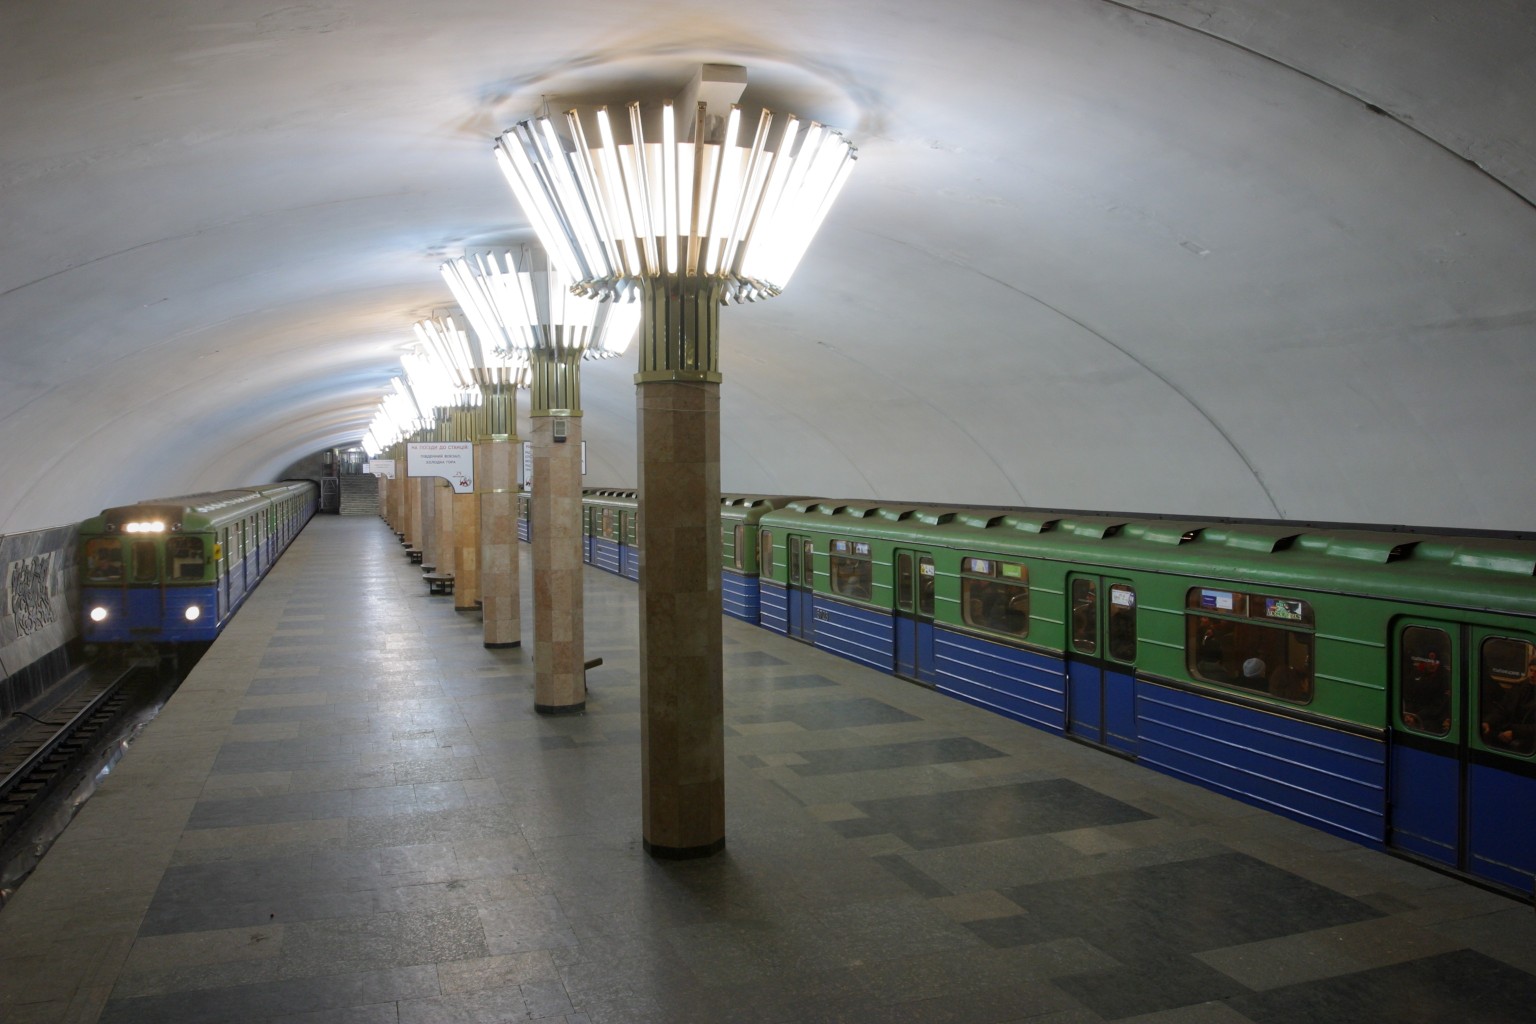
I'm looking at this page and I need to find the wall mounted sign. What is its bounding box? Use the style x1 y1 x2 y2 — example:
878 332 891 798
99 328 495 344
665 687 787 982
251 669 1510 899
406 442 474 493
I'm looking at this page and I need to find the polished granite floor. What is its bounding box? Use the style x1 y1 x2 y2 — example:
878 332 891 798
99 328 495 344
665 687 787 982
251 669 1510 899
3 514 1535 1023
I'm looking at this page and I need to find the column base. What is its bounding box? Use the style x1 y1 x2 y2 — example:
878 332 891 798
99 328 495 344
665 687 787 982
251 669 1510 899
535 701 585 716
643 837 726 860
484 640 521 649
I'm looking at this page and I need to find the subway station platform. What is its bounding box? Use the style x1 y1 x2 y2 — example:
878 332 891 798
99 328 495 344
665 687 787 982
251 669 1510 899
4 514 1536 1023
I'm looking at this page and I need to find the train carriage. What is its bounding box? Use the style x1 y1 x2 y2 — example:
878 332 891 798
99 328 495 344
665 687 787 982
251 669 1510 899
718 495 808 624
78 481 317 645
581 490 639 579
755 500 1536 898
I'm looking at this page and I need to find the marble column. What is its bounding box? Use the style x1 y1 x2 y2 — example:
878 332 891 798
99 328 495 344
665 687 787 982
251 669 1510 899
477 383 521 648
636 278 725 859
451 406 479 612
531 351 585 715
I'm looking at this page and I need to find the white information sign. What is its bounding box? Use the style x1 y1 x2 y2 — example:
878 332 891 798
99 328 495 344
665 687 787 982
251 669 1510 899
522 441 533 487
407 442 474 493
366 459 396 480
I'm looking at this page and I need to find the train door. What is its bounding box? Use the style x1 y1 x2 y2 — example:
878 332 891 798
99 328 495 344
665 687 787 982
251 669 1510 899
893 549 937 686
1064 574 1139 754
786 535 816 643
1390 622 1536 895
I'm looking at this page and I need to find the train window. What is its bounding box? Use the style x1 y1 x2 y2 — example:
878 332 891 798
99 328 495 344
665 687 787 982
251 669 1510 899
917 557 936 617
961 559 1028 637
829 539 871 601
1070 578 1097 654
1185 588 1314 703
759 530 773 577
1399 627 1452 736
733 524 746 570
166 536 206 581
1107 585 1136 662
84 538 124 582
131 540 159 583
788 538 801 585
602 509 615 540
1478 637 1535 756
896 553 914 613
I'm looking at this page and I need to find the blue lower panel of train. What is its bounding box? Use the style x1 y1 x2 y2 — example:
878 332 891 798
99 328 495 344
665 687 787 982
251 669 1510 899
1136 679 1387 847
592 538 621 575
518 521 530 542
813 600 893 672
622 547 639 581
81 584 222 643
759 582 789 635
722 570 760 623
1467 761 1536 893
935 629 1067 734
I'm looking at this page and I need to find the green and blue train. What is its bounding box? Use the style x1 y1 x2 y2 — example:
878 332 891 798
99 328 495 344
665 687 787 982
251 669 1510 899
79 481 317 645
565 489 1536 898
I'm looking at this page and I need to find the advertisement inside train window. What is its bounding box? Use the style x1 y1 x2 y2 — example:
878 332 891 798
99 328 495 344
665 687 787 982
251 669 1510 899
919 561 935 577
831 540 849 554
853 542 871 556
1262 597 1312 624
1000 562 1022 580
1195 588 1238 613
1112 587 1136 608
964 558 993 576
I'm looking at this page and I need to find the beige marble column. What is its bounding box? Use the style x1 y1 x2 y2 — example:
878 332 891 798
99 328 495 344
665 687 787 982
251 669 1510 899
477 436 521 647
636 277 725 859
416 473 435 569
433 478 455 578
531 413 585 713
450 406 479 610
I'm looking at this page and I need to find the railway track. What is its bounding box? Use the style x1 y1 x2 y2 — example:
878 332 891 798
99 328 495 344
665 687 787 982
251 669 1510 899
0 665 149 852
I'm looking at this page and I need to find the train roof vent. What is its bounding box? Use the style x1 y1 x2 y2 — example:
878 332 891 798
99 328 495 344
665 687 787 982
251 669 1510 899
1449 541 1536 576
1129 523 1206 545
910 510 956 526
1320 534 1420 564
1065 519 1126 539
996 514 1060 534
955 511 1008 528
1218 527 1301 553
874 507 921 522
784 499 823 514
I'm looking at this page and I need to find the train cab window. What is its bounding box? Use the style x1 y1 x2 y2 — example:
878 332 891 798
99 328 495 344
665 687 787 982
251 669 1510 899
829 540 872 601
961 558 1028 637
1107 585 1137 663
1478 637 1535 756
759 530 774 577
84 538 124 582
1185 588 1314 703
166 536 206 580
1400 627 1452 736
130 540 159 583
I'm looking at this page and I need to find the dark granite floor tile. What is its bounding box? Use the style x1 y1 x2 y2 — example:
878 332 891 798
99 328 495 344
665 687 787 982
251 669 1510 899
1226 948 1536 1024
723 650 789 667
831 778 1153 850
871 853 953 897
97 965 438 1023
726 672 839 691
792 736 1007 776
733 696 919 731
997 851 1382 962
1053 947 1253 1020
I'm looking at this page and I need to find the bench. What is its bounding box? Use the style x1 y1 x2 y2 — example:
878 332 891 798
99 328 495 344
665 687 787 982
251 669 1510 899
407 548 423 564
423 572 455 596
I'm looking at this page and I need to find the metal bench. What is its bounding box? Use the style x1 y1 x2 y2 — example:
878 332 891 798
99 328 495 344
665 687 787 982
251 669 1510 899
423 572 454 596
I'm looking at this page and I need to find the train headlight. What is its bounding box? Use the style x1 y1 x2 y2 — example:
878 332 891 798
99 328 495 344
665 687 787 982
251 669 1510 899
90 606 109 623
184 605 201 622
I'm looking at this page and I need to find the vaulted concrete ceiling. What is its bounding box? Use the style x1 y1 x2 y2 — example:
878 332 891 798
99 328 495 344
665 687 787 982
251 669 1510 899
2 1 1532 534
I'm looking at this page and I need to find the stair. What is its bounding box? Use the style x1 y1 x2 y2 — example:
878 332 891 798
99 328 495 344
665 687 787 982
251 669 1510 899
337 475 382 516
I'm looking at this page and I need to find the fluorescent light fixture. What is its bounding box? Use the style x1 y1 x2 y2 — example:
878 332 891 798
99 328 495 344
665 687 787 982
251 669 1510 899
441 250 639 362
493 91 857 303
